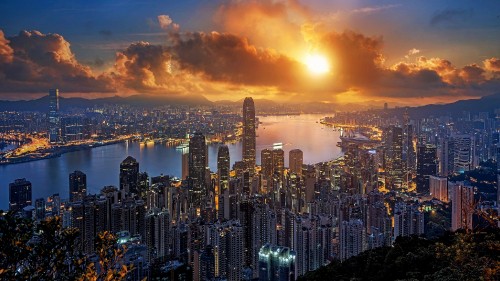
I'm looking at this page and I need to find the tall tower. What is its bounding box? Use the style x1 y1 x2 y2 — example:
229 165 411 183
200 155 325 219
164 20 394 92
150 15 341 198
69 170 87 202
120 156 139 195
189 132 207 211
242 97 256 174
450 181 474 231
272 148 285 180
383 126 403 189
416 144 437 193
9 178 32 212
289 149 303 177
48 88 60 143
217 145 230 191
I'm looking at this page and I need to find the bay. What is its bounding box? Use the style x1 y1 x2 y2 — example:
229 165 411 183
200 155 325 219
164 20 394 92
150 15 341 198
0 114 342 209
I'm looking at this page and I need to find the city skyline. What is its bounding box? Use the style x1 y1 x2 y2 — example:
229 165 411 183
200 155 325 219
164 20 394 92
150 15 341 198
0 1 499 106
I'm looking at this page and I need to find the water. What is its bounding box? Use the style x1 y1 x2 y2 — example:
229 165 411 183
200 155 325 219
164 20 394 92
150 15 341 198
0 114 342 209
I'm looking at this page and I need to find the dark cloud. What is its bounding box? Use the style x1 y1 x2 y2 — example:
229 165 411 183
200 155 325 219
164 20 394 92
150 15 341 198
170 31 303 88
430 8 473 26
0 30 114 94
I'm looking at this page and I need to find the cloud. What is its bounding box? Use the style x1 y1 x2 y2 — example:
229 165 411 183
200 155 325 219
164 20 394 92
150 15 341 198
430 8 473 26
483 57 500 73
0 30 114 94
170 31 303 89
0 30 14 63
157 14 179 31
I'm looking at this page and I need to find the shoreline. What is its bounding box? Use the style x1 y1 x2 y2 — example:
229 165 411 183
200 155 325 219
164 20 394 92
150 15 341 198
0 139 127 166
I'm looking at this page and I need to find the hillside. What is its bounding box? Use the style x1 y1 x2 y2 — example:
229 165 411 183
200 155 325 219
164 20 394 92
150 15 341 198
299 229 500 281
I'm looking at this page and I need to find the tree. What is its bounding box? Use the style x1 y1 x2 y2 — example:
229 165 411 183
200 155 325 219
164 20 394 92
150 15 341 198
0 212 130 281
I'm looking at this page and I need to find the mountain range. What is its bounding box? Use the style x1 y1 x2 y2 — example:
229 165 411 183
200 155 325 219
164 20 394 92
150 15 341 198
0 92 499 116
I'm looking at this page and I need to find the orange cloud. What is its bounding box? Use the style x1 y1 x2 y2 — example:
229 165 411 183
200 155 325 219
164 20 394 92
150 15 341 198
0 30 114 94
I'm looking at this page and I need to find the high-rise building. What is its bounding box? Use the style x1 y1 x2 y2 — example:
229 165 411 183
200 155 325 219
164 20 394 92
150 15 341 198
393 202 425 240
383 126 403 189
120 156 139 194
69 170 87 202
429 176 448 202
416 144 437 193
34 198 46 220
273 149 285 180
258 244 296 281
144 208 171 262
48 88 60 143
261 148 274 187
242 97 256 174
9 178 32 212
439 138 455 176
289 149 303 177
217 145 230 191
339 219 364 261
189 132 207 211
453 135 472 173
450 181 474 231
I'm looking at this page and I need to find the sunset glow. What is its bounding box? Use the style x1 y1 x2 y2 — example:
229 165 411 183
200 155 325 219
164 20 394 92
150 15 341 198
304 54 330 75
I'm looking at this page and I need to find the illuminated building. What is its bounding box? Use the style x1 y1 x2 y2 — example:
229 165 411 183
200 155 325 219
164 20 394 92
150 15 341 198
450 181 474 231
144 208 171 262
416 144 437 193
261 148 274 187
120 156 139 194
258 244 296 281
289 149 303 178
9 178 32 212
69 170 87 202
429 176 448 202
242 97 256 174
339 219 364 261
217 145 230 191
452 135 472 173
383 126 403 189
393 202 424 240
188 132 207 211
48 88 60 143
273 148 285 181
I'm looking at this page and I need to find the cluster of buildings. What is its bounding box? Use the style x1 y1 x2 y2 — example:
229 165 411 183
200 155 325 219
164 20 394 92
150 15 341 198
6 97 500 281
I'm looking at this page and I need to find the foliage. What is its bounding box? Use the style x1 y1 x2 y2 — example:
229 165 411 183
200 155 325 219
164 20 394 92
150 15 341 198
299 229 500 281
0 212 130 281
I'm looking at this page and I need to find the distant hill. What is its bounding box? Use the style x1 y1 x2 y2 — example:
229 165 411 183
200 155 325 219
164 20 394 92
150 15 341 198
396 92 500 118
300 229 499 281
0 94 213 111
1 92 499 115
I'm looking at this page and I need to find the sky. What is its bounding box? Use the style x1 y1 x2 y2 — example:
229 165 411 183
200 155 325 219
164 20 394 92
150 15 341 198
0 0 499 105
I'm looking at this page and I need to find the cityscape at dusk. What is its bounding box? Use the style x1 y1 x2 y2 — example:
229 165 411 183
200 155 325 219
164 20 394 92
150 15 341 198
0 1 499 281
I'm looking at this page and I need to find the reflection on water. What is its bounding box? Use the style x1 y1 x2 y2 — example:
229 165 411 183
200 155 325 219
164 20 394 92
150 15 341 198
0 114 341 209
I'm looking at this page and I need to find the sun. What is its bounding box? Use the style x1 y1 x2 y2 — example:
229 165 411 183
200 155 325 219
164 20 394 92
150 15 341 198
304 54 330 75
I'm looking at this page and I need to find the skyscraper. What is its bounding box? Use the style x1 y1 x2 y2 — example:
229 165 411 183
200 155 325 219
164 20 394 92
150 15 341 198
273 148 285 180
289 149 303 177
48 88 60 143
258 244 296 281
9 178 32 212
69 170 87 202
217 145 230 191
450 181 474 231
189 132 207 211
120 156 139 194
261 148 274 187
242 97 256 174
416 144 437 193
453 135 472 173
383 126 403 189
429 176 448 202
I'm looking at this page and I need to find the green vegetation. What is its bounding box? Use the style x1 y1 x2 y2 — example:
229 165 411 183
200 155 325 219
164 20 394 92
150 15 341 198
299 229 500 281
0 212 130 280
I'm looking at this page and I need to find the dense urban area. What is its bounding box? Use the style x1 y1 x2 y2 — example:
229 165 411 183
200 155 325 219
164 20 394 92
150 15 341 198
1 90 499 280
